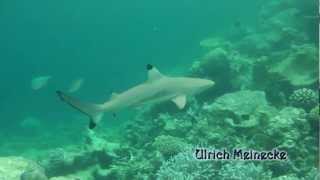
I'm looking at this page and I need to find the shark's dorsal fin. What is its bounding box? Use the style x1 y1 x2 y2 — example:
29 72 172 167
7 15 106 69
110 92 119 100
147 64 164 82
172 95 187 109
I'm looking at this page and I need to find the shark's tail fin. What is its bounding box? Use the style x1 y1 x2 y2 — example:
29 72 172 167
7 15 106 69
56 91 104 129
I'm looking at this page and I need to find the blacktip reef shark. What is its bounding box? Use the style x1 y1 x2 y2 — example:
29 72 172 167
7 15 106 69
56 64 214 129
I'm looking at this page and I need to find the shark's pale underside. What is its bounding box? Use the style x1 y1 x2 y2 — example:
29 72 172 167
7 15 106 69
57 64 214 129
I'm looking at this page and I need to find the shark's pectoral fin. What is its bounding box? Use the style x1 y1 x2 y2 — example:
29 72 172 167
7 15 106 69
172 95 187 109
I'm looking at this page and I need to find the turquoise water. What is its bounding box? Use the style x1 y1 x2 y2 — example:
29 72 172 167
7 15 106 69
0 0 261 139
0 0 260 127
0 0 318 179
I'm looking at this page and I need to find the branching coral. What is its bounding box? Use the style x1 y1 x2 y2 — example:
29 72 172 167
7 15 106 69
289 88 318 111
218 162 272 180
152 135 189 158
156 149 217 180
263 107 317 176
265 107 308 147
159 113 193 137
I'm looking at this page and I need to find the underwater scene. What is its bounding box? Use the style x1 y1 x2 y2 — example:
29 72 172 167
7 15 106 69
0 0 319 179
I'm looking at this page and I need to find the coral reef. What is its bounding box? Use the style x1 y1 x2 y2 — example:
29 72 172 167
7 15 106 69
269 44 318 86
262 107 316 176
157 151 275 180
156 150 217 180
190 47 233 98
2 0 318 179
0 156 47 180
122 89 317 178
289 88 318 111
118 89 316 178
21 169 48 180
205 90 277 134
191 0 318 105
190 45 255 98
152 135 188 158
218 162 272 180
207 90 270 117
38 131 117 178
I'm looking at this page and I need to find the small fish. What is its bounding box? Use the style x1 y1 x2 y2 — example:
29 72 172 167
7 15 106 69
31 76 52 90
68 78 84 93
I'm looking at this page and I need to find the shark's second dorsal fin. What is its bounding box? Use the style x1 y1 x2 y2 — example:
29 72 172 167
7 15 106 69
147 64 164 82
110 92 119 100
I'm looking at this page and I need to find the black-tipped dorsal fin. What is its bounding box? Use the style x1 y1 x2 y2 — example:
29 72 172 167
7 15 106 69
146 64 164 82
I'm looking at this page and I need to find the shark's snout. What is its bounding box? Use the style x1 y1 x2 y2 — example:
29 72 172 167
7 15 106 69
193 79 215 93
207 80 215 87
202 79 215 89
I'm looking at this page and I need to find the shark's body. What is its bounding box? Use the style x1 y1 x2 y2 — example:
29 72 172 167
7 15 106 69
57 64 214 129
